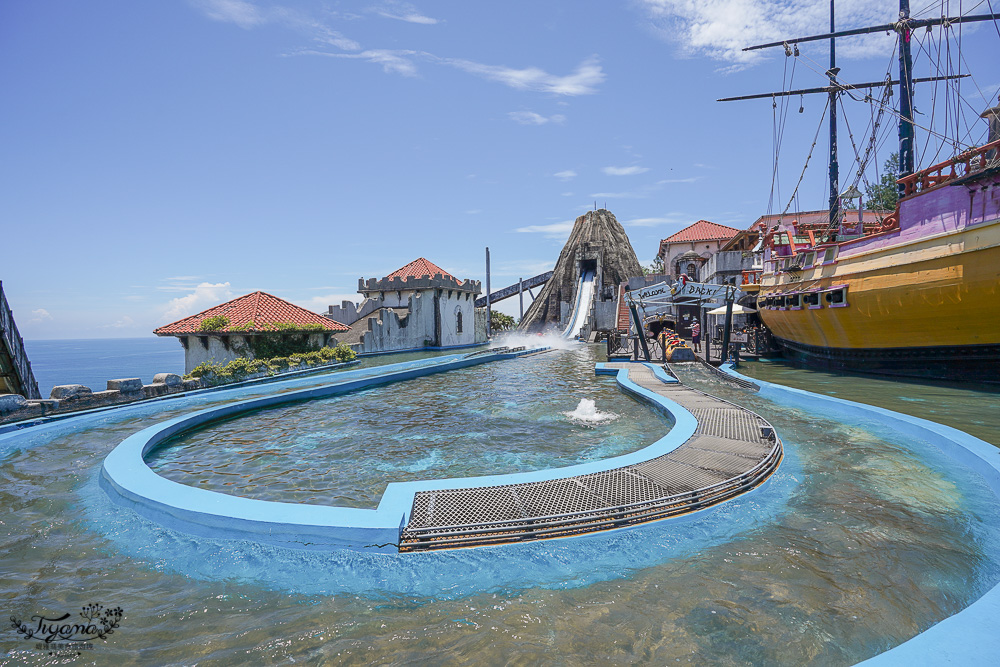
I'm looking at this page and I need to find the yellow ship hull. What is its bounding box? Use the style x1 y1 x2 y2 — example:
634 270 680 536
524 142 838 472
757 218 1000 379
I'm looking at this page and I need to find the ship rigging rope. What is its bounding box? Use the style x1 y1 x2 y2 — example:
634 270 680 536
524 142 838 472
777 97 830 224
838 92 885 212
768 54 798 217
791 34 976 150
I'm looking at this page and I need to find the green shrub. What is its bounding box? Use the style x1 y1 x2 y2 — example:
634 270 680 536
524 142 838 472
197 315 230 332
331 343 356 362
181 343 355 388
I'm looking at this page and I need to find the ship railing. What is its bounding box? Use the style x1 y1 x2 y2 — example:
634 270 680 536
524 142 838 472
899 138 1000 197
741 270 762 285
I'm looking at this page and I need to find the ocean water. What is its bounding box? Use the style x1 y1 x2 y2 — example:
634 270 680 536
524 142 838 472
23 337 185 398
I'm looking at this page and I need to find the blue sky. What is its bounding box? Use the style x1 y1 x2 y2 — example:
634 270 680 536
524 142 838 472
3 1 998 339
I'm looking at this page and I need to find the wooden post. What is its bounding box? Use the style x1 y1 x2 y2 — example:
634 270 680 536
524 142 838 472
485 247 491 338
721 288 735 364
518 277 524 320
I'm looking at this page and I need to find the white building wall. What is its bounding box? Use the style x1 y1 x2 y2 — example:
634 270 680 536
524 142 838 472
181 335 251 374
180 333 332 374
359 290 485 353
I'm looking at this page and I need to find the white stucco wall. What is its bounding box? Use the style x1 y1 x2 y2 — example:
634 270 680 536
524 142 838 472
358 290 484 353
180 333 333 374
181 335 251 374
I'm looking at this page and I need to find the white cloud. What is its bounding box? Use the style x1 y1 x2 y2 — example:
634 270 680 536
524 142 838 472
103 315 136 329
554 170 577 181
301 48 420 76
508 111 566 125
514 220 576 238
193 0 361 50
636 0 896 65
28 308 53 324
375 2 439 25
624 215 688 227
561 191 574 197
603 165 649 176
194 0 265 29
163 282 234 321
658 177 698 184
440 56 605 95
589 190 647 199
194 3 602 94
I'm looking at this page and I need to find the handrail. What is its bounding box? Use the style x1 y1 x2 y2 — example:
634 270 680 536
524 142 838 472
0 281 41 399
898 138 1000 197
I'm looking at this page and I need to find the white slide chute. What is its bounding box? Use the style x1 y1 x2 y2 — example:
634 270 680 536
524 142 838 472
561 270 596 339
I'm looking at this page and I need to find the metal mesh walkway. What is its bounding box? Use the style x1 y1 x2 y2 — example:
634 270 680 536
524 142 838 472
399 363 782 551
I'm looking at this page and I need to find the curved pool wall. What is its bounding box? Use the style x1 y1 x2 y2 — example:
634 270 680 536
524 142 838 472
721 362 1000 665
100 358 710 553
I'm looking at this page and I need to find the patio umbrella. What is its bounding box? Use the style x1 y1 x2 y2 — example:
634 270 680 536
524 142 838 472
707 304 757 315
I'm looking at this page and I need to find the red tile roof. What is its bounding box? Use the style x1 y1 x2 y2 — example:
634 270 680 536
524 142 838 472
154 291 348 335
660 220 740 244
385 257 457 282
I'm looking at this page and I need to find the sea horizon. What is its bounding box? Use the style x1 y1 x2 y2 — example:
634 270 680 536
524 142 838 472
24 337 186 399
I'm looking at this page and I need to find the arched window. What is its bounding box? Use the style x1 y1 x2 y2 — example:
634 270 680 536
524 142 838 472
456 310 463 333
687 263 698 280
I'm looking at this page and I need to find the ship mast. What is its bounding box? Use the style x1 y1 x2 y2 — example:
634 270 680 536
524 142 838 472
720 1 997 229
897 0 915 195
827 0 839 230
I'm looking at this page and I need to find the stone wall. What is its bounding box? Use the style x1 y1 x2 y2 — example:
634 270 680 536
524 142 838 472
0 358 356 425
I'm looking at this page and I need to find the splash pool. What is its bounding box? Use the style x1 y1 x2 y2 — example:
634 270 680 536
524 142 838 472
3 343 1000 664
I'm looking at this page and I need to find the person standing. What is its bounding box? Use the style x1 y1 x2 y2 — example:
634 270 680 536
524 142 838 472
691 320 701 353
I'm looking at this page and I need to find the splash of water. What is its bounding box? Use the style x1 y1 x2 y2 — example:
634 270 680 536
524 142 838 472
491 332 581 351
564 398 618 425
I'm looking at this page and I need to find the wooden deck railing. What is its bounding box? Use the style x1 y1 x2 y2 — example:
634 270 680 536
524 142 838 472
0 281 41 399
898 138 1000 197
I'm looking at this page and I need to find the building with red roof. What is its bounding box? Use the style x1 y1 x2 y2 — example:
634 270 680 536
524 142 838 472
326 257 486 354
657 220 741 281
155 291 348 373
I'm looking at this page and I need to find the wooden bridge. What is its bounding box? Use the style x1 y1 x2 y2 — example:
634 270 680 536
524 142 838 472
0 281 40 399
475 271 553 308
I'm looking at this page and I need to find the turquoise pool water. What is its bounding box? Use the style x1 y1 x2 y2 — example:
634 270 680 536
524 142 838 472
2 346 999 664
146 346 671 507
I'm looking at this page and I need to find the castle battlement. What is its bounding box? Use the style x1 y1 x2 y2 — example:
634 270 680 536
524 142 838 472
359 274 481 295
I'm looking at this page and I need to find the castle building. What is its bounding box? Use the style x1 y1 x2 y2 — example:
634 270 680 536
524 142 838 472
327 258 487 354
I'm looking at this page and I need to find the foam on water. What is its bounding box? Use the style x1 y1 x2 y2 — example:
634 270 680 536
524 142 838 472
564 398 618 426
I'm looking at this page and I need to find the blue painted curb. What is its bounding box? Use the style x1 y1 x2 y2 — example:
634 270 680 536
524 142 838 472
100 355 700 553
719 363 1000 666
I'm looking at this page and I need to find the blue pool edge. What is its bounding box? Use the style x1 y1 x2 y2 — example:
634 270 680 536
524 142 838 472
99 356 702 554
720 362 1000 665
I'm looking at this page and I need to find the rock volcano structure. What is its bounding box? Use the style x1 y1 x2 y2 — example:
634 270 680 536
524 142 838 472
519 209 643 333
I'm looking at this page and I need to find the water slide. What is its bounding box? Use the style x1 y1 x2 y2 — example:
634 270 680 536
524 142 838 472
561 270 596 339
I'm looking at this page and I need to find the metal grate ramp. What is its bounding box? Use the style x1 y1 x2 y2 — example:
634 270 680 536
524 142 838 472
399 363 782 551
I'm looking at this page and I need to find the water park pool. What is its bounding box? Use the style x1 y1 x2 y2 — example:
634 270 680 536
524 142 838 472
3 342 999 664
